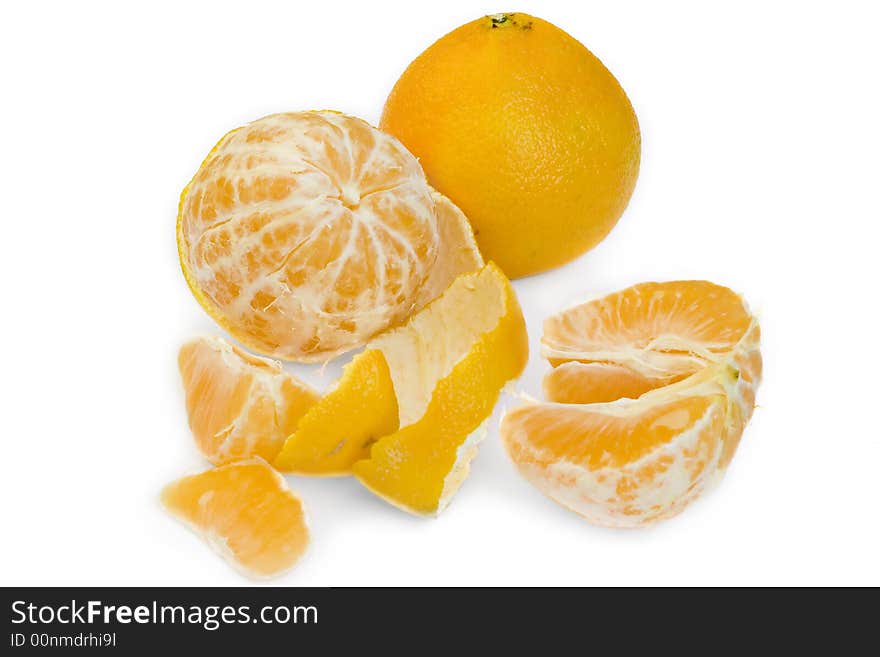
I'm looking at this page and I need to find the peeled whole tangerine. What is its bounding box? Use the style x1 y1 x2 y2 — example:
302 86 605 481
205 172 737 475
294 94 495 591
178 111 480 363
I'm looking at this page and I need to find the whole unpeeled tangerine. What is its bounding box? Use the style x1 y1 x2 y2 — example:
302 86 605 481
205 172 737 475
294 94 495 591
380 13 641 278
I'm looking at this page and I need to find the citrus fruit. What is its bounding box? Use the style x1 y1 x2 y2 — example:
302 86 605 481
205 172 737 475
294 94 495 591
379 13 640 278
354 262 528 515
178 336 319 465
177 111 479 362
161 459 309 578
501 280 761 527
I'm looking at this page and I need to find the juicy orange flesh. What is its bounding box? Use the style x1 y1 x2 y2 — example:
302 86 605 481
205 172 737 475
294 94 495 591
177 111 440 361
544 280 753 364
543 361 687 404
161 460 309 578
504 395 729 517
178 337 319 464
353 268 528 513
180 340 250 453
273 349 399 475
505 394 720 470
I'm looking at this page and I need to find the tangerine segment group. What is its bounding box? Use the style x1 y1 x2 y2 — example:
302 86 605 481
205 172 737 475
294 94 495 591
502 280 762 527
178 336 319 465
161 459 310 579
177 111 442 362
354 262 528 515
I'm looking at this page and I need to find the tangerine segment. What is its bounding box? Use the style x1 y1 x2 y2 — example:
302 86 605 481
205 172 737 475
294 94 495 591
542 280 756 381
354 263 528 515
502 370 743 527
161 459 309 578
543 361 687 405
273 349 399 476
179 336 319 465
414 189 484 309
177 111 441 362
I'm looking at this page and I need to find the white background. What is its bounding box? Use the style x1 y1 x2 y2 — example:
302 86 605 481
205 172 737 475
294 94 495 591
3 1 878 587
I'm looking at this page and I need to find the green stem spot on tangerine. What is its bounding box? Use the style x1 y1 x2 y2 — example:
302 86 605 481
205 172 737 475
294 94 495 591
488 13 532 30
